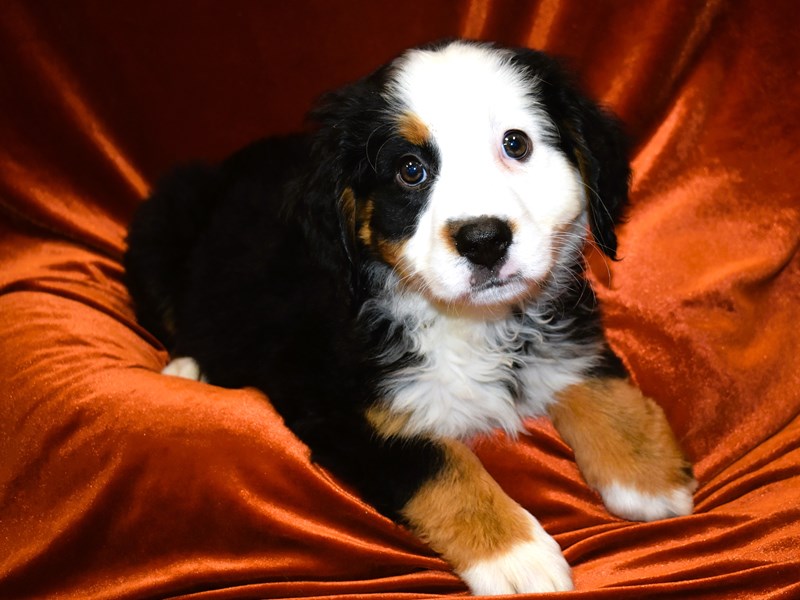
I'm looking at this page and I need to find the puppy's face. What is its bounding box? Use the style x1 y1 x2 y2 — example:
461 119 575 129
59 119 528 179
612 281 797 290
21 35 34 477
328 42 627 309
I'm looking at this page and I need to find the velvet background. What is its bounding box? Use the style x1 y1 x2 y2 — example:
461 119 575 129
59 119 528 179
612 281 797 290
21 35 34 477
1 1 799 598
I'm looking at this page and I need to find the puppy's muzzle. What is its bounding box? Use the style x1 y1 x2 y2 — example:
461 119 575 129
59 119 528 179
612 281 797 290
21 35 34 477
450 217 512 269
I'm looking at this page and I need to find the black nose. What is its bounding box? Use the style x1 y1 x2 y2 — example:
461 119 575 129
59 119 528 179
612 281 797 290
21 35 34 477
451 217 513 268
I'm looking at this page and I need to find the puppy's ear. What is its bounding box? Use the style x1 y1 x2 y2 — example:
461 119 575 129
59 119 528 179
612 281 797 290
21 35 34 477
305 66 392 271
512 50 631 259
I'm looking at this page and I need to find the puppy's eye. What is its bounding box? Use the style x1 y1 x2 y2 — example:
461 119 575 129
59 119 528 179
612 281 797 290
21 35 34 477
502 130 531 160
396 156 427 186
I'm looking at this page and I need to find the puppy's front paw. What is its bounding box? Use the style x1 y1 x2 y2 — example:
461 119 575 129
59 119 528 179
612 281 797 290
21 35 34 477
551 378 697 523
401 440 573 595
459 514 573 595
600 478 697 522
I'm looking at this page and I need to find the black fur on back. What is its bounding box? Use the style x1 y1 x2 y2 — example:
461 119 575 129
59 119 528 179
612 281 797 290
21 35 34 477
126 130 445 516
124 164 221 347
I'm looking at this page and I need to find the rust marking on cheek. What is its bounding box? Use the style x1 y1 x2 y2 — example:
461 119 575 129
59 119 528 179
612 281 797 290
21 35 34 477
400 439 534 572
398 111 431 146
376 235 418 288
441 222 460 255
355 196 415 281
375 237 407 269
549 378 694 496
339 187 357 243
357 198 375 248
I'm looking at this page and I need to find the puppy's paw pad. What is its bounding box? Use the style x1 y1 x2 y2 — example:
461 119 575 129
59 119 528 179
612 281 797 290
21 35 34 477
601 480 697 522
459 519 573 595
162 356 207 382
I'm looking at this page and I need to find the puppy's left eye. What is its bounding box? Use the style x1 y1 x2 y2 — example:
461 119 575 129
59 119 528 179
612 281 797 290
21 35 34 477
502 130 531 160
397 156 427 186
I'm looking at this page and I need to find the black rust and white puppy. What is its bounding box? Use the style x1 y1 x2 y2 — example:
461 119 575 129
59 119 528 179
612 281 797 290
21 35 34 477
125 41 696 594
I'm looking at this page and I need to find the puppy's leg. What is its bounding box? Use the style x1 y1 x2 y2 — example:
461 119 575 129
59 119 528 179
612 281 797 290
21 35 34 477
549 378 696 521
161 356 207 382
310 410 572 594
401 439 573 594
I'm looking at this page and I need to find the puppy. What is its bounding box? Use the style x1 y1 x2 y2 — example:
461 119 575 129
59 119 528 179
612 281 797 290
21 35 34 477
125 40 696 594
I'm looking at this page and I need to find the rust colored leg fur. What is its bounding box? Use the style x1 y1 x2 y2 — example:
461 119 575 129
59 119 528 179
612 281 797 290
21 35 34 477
549 378 696 521
400 439 573 594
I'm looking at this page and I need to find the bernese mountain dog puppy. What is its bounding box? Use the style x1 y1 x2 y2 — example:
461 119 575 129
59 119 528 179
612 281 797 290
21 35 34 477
125 40 696 594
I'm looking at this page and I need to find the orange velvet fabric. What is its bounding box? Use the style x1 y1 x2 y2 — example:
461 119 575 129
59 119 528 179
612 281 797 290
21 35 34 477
1 1 799 598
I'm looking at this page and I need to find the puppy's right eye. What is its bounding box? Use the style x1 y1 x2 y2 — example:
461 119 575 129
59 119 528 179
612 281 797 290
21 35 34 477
502 130 531 160
396 156 427 186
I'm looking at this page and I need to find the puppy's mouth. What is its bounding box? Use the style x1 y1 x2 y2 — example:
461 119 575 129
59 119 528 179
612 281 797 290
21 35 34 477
467 269 534 305
470 270 522 291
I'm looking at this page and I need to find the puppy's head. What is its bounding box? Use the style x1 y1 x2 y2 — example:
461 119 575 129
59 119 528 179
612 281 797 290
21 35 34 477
312 41 629 309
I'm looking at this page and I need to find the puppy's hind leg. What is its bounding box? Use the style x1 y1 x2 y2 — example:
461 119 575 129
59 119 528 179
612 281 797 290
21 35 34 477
161 356 207 383
549 378 697 521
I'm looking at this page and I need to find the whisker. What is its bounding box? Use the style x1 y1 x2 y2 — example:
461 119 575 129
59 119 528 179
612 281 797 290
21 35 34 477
577 178 615 226
365 123 392 173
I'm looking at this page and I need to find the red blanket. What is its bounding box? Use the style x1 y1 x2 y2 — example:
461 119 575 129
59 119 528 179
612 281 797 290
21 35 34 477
2 1 798 597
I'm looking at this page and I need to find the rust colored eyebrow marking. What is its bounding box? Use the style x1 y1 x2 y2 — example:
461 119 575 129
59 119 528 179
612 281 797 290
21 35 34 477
398 111 431 146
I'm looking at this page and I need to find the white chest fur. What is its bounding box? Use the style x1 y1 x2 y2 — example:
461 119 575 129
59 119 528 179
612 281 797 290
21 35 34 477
369 291 600 440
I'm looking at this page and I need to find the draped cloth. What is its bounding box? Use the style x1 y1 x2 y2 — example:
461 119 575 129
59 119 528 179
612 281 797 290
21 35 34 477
1 1 799 598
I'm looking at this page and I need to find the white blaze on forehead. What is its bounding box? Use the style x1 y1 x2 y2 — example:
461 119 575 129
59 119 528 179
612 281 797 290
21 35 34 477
388 42 556 156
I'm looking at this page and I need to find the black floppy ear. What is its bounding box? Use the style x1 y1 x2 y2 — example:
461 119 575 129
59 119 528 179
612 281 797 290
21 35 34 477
511 49 631 259
301 66 392 279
